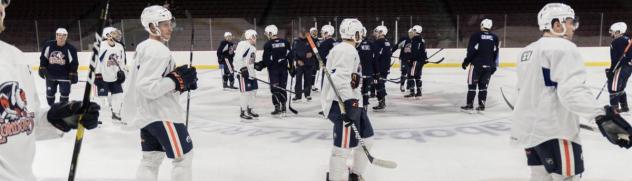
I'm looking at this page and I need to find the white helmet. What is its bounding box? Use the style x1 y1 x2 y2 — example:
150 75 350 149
56 28 68 35
610 22 627 35
411 25 422 34
264 25 278 37
339 18 364 43
537 3 577 36
244 29 257 40
321 25 335 36
224 32 232 37
102 27 118 39
140 5 174 37
374 25 388 36
481 19 493 30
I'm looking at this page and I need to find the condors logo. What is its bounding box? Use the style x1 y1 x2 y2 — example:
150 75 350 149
0 81 35 144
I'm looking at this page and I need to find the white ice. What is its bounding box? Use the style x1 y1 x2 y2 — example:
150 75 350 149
32 66 632 181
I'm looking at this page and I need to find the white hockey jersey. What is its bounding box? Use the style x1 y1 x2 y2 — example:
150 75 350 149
122 39 184 129
95 41 126 82
232 41 257 78
321 42 363 117
510 37 604 148
0 40 62 180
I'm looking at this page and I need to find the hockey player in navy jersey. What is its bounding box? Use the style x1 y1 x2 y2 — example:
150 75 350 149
404 25 426 99
606 22 632 113
256 25 292 116
217 32 238 90
38 28 79 106
394 29 413 92
358 27 374 109
371 25 392 110
460 19 499 112
292 29 317 102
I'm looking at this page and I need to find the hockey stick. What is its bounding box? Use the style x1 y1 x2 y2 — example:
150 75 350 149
426 57 445 64
500 87 597 132
185 10 194 127
307 33 397 169
287 76 298 114
68 0 109 180
596 82 607 100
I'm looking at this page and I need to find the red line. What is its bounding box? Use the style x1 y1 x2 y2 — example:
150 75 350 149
166 122 182 158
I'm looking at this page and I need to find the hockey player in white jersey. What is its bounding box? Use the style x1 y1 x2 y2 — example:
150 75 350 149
95 27 126 122
121 5 198 181
511 3 632 181
322 19 375 181
234 29 260 120
0 1 101 180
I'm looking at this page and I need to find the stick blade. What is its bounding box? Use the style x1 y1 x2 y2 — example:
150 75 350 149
372 158 398 169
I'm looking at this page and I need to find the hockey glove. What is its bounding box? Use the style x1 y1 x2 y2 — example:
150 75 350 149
596 105 632 149
239 67 250 79
116 70 126 84
254 61 265 71
166 65 198 93
47 101 100 132
69 72 78 84
94 73 105 87
288 64 296 77
461 61 470 70
605 68 614 80
351 73 361 89
38 67 47 79
342 99 361 127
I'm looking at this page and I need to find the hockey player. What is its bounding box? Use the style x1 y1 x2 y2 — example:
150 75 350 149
38 27 79 106
393 29 413 92
460 19 499 113
511 3 632 180
217 32 238 90
404 25 426 98
371 25 392 110
95 27 126 122
0 2 101 180
255 25 292 116
358 27 374 108
234 29 260 119
292 29 316 102
318 25 337 87
121 5 197 180
322 18 375 181
606 22 632 113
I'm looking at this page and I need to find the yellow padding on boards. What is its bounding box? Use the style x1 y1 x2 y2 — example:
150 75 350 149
30 61 609 71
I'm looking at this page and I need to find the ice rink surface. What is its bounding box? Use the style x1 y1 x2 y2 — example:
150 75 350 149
32 66 632 181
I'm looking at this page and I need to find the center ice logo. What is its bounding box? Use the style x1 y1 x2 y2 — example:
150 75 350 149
0 81 35 144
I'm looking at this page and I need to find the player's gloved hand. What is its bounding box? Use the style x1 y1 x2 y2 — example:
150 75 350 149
605 68 614 80
461 61 470 70
218 57 225 65
288 64 296 77
94 73 105 87
595 105 632 149
69 72 78 84
351 73 361 89
115 70 126 84
342 99 361 127
239 67 250 79
166 65 198 93
254 61 265 71
47 101 100 132
38 67 47 79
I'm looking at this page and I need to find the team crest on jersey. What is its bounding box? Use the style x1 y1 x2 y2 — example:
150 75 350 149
107 54 120 67
404 43 412 53
0 81 35 145
48 51 66 65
